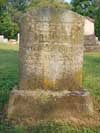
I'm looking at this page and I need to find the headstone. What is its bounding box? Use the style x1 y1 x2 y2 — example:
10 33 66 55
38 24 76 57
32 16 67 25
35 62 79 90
17 33 20 44
96 37 100 45
8 39 17 45
3 38 8 44
0 35 4 43
19 9 84 91
8 7 93 125
84 17 100 52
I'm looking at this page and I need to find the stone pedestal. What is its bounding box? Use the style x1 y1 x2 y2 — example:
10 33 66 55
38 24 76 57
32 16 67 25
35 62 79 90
8 89 93 125
84 35 97 47
84 35 100 52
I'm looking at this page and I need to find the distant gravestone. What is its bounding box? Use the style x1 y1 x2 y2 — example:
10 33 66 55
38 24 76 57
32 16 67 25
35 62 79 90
8 39 17 45
0 35 4 43
8 7 93 125
17 33 20 44
3 38 8 44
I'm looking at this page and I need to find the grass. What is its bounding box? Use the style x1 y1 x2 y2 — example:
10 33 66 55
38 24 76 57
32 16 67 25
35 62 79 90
0 44 19 111
83 52 100 101
1 121 100 133
0 44 100 132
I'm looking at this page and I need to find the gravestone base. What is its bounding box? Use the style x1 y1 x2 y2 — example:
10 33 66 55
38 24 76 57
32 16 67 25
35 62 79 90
84 46 100 52
7 89 93 125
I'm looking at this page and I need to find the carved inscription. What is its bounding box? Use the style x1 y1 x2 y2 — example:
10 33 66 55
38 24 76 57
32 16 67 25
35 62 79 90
27 22 82 44
20 8 84 91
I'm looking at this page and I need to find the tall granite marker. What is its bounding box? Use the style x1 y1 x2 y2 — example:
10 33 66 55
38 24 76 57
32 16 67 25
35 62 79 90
8 7 93 124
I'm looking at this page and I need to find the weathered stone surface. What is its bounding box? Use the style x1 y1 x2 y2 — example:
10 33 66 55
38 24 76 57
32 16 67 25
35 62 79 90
8 7 93 124
19 8 84 91
8 89 93 125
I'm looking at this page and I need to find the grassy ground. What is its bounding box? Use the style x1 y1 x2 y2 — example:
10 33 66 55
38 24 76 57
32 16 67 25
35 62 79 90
83 52 100 101
0 44 19 112
0 44 100 132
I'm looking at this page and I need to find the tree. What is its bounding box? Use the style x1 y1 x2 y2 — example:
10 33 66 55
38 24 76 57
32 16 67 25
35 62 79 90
0 0 7 15
0 12 19 39
8 0 30 12
0 0 19 39
7 0 71 23
95 0 100 7
71 0 100 40
94 0 100 40
27 0 71 10
71 0 96 18
7 0 67 13
95 9 100 40
0 0 71 39
0 0 7 7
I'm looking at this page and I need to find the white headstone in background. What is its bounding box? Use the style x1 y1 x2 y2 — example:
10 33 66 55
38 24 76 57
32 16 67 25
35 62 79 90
0 35 4 43
8 39 17 45
3 39 8 44
84 18 94 36
17 33 20 44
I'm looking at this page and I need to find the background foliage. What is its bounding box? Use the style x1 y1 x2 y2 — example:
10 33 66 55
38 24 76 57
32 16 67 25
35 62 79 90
0 0 100 39
0 0 70 39
71 0 100 40
0 12 19 39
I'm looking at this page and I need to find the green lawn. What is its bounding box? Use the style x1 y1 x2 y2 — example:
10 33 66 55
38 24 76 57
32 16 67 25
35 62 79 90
83 52 100 101
0 44 19 111
0 44 100 132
